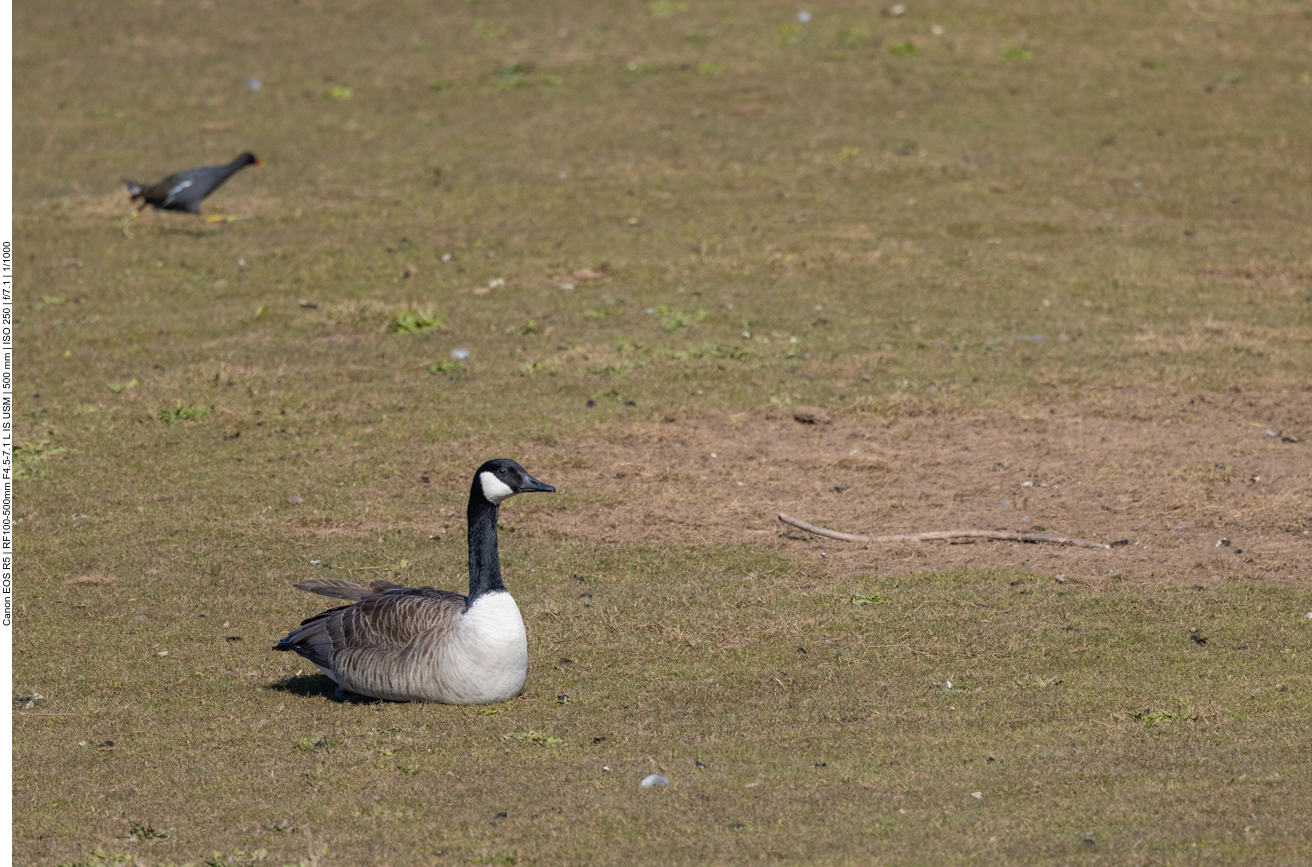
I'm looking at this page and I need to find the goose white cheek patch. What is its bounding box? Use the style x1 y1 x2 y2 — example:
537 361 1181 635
479 472 517 504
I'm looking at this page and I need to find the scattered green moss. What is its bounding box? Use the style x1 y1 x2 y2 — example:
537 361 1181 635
424 360 465 375
158 403 211 424
388 309 444 333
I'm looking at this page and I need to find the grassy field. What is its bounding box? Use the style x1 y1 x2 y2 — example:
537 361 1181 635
13 0 1312 864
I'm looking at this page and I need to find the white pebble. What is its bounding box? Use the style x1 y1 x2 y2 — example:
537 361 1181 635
971 791 983 800
451 348 470 361
641 774 669 787
797 10 811 22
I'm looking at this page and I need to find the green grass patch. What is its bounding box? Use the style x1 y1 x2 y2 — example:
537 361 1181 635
424 360 465 375
14 441 67 479
157 403 211 424
387 309 444 334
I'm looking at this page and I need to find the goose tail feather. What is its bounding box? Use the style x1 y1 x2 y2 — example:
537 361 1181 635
272 613 337 670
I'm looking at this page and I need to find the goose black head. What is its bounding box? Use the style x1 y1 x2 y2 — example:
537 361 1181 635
237 152 264 168
473 459 555 506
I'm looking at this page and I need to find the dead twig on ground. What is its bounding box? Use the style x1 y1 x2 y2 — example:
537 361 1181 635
778 513 1110 549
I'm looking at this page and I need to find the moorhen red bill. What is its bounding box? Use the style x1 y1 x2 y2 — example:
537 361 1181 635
123 152 263 215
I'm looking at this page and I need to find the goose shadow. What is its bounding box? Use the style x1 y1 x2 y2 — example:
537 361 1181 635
266 674 388 704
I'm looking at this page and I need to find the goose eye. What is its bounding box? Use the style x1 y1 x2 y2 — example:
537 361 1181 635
498 467 508 475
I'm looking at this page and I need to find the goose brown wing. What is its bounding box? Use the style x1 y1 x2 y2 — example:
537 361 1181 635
332 588 465 649
367 579 406 594
274 587 465 672
329 590 470 699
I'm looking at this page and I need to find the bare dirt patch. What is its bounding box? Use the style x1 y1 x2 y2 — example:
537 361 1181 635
520 397 1311 587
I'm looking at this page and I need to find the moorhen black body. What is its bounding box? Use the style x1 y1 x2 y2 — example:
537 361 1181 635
122 152 263 234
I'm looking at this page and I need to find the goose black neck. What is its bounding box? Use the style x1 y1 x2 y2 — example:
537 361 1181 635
466 492 504 604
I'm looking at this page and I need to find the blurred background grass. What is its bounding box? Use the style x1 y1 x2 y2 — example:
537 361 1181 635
18 0 1312 426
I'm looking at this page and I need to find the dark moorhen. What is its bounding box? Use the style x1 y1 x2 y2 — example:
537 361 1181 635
122 152 263 234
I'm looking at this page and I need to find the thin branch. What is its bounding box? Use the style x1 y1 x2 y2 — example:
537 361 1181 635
778 513 1110 550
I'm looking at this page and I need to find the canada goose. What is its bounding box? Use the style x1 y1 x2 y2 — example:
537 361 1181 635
122 152 263 235
272 459 555 703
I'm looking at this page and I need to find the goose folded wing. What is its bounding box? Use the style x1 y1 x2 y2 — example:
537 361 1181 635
275 586 463 673
329 588 465 652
